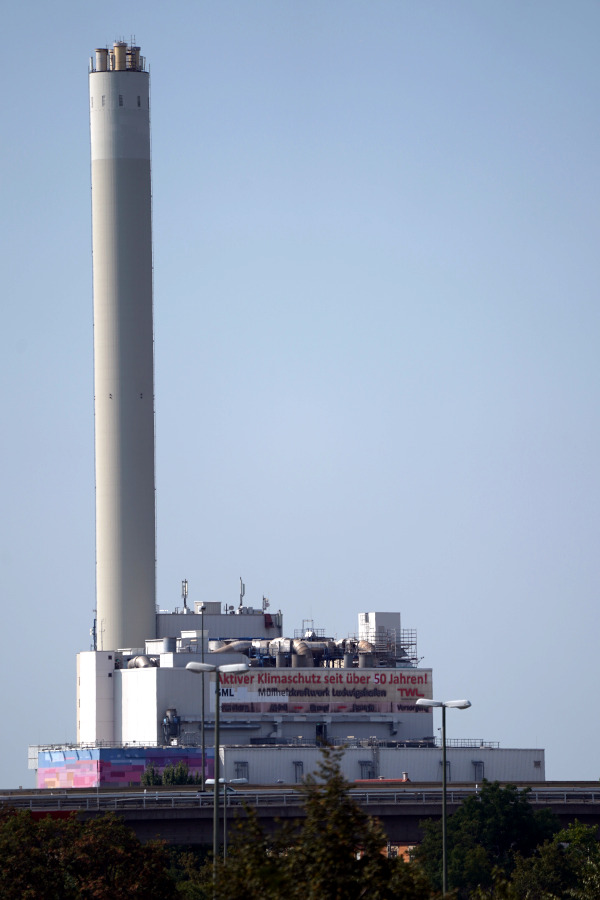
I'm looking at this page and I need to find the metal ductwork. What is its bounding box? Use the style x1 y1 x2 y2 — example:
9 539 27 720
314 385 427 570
209 640 252 654
127 655 154 668
293 641 314 667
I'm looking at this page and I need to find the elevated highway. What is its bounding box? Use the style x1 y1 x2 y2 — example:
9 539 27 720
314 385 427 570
3 785 600 845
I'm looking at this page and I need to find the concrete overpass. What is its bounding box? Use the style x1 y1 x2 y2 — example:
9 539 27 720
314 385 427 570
3 785 600 845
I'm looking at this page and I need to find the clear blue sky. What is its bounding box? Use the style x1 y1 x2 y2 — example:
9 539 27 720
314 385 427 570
1 1 599 786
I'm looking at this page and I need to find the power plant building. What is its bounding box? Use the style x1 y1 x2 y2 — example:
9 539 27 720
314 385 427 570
33 597 545 787
29 42 545 789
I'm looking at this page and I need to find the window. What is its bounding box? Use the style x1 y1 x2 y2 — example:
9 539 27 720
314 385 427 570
439 759 451 782
101 95 106 107
534 760 542 769
293 761 304 783
316 722 328 745
234 761 249 781
137 95 141 108
359 760 375 779
472 760 484 782
118 95 123 107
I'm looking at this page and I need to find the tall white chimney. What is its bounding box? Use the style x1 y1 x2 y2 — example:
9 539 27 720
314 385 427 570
89 42 156 650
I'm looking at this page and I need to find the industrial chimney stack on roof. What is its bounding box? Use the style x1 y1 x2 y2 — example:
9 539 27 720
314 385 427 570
89 42 156 651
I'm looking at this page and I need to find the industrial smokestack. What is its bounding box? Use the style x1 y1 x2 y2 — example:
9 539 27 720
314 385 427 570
89 42 156 650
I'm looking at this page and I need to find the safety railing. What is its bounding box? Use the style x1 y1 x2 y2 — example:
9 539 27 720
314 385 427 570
3 786 600 813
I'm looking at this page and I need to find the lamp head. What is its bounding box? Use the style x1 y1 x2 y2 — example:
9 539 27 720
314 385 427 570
186 662 215 674
415 698 471 709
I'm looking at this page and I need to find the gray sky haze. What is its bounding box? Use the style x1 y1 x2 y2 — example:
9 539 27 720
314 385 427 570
1 1 599 786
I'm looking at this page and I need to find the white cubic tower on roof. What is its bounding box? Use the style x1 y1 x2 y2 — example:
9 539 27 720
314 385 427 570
89 42 156 651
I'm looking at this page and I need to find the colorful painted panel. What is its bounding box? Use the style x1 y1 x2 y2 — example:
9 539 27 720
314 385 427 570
36 747 214 789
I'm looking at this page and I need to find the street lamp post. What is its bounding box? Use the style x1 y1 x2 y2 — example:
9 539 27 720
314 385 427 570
199 603 206 791
187 660 249 884
206 779 228 856
206 776 248 861
416 697 471 896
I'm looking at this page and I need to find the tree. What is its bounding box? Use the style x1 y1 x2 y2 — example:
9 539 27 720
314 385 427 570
0 809 75 899
141 763 163 786
141 761 201 786
508 820 600 900
162 761 201 785
413 781 559 897
287 745 419 899
64 812 175 898
197 746 435 900
0 809 175 899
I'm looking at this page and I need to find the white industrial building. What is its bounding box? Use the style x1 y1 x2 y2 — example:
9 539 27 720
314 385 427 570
77 605 435 749
30 41 545 789
220 746 545 786
33 599 544 787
